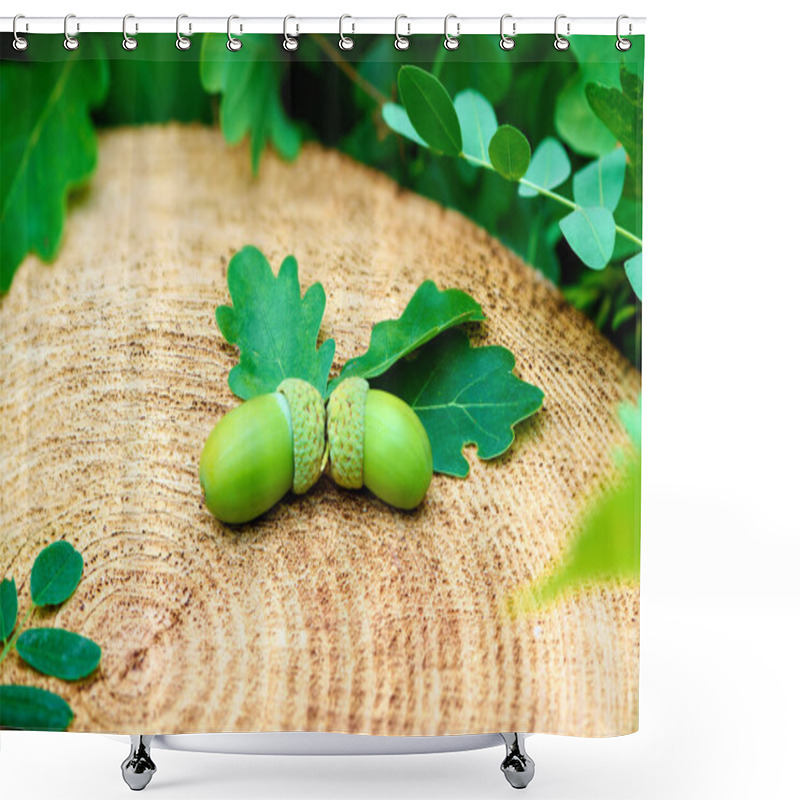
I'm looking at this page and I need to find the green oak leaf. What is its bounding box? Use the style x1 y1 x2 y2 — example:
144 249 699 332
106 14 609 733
519 137 571 198
0 685 74 731
200 34 301 174
1 36 110 293
559 207 617 270
0 578 17 641
372 329 544 477
454 89 498 165
16 628 102 681
586 65 643 200
397 66 462 156
382 103 427 147
488 125 531 182
30 541 84 607
216 247 335 399
331 281 485 393
573 147 627 211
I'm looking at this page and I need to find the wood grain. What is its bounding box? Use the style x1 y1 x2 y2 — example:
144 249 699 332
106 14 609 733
0 125 640 736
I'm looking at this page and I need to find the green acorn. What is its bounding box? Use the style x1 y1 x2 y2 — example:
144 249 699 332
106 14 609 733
327 377 433 510
199 378 326 523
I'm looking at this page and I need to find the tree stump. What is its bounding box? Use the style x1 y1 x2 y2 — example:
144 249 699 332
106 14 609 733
0 125 640 736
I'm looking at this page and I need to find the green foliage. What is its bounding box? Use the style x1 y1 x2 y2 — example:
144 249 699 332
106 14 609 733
573 147 626 210
0 685 74 732
0 541 100 731
0 36 109 293
559 207 617 270
331 281 484 393
518 137 571 197
454 89 497 164
94 34 213 126
16 629 102 681
200 34 301 173
489 125 531 181
554 35 640 157
216 247 335 400
30 541 84 606
373 329 544 477
625 253 643 301
397 66 462 156
0 578 17 641
508 400 641 613
381 103 426 147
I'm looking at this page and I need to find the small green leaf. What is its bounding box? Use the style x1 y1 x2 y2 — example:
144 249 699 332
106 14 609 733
1 37 110 293
332 282 484 392
586 66 643 164
489 126 531 182
216 247 335 400
0 685 74 731
30 541 83 607
397 66 462 156
559 207 616 270
16 628 101 681
508 456 641 612
1 578 17 641
519 137 571 198
454 90 498 165
200 34 301 173
381 103 427 147
373 329 544 477
573 148 627 211
611 305 638 331
625 252 643 300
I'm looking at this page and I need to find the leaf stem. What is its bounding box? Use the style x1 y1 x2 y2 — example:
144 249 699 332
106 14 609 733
0 605 35 667
309 34 390 106
461 152 643 247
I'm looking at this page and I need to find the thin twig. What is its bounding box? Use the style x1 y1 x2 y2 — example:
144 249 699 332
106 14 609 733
309 34 390 106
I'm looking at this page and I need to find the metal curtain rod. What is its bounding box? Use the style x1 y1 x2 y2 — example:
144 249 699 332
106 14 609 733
0 15 646 37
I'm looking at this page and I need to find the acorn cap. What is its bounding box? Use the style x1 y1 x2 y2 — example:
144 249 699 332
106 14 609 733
276 378 327 494
326 376 368 489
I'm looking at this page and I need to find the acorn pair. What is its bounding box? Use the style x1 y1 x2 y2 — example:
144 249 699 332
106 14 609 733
199 377 433 524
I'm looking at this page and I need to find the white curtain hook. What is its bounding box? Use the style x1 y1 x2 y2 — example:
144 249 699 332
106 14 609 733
176 13 192 50
394 15 410 51
12 14 29 51
227 15 243 51
64 13 79 51
122 14 138 51
616 15 632 51
444 14 460 51
283 15 299 51
339 14 355 50
554 14 570 51
500 14 516 50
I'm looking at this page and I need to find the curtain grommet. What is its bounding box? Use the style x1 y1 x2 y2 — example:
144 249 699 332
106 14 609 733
444 14 460 51
227 15 243 52
122 14 138 51
500 14 516 50
64 13 80 51
339 14 355 51
12 14 28 51
553 14 570 51
616 15 632 51
176 14 192 50
394 15 410 51
283 15 299 52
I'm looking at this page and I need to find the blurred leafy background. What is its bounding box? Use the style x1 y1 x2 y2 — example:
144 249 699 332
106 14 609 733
0 33 642 366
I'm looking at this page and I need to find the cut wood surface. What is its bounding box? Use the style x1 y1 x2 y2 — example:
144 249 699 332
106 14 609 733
0 125 640 736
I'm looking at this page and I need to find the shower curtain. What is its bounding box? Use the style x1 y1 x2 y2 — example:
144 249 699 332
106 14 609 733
0 27 643 738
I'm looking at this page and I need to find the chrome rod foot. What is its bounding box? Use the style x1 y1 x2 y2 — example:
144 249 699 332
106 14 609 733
500 732 535 789
121 735 156 791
